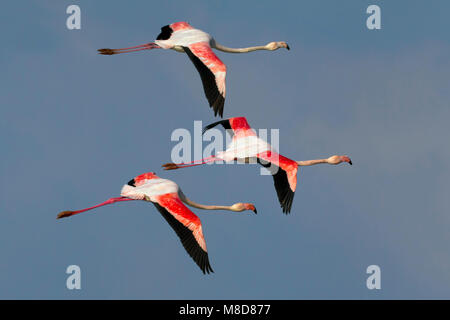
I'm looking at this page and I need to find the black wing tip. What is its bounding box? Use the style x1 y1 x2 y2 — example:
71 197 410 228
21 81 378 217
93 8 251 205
199 251 214 274
202 261 215 274
202 122 216 135
211 95 225 118
281 190 295 214
202 119 230 135
192 249 215 275
282 208 291 214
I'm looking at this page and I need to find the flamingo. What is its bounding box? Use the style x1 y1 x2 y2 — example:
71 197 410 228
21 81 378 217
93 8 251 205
98 21 290 117
162 117 352 214
57 172 256 274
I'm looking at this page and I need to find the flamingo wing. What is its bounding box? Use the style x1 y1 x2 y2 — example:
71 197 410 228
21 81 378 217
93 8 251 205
183 43 226 117
202 119 232 136
257 152 298 214
156 25 173 40
258 160 295 214
153 193 214 274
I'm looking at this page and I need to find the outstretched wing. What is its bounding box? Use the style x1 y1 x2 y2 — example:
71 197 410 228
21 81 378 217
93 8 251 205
258 160 295 214
257 152 298 214
153 193 214 274
183 42 226 117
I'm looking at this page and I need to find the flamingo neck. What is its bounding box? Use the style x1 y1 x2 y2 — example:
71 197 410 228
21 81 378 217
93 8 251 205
213 42 270 53
296 159 328 166
197 204 232 211
177 190 232 211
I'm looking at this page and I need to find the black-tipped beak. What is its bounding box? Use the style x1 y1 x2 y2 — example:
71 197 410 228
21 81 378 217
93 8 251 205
286 44 290 50
253 208 257 214
349 160 352 165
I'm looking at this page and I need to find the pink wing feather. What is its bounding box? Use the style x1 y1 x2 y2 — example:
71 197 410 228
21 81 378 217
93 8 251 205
184 42 227 117
153 193 213 274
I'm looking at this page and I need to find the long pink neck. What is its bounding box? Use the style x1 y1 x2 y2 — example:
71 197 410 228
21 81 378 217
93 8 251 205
57 197 134 219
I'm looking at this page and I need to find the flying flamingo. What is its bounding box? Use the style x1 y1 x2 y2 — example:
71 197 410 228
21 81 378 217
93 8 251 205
162 117 352 214
98 21 290 117
57 172 256 274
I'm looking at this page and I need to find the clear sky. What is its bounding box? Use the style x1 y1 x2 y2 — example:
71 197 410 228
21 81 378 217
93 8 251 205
1 0 450 299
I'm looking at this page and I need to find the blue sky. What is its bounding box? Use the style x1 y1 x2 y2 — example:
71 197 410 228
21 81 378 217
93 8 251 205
1 0 450 299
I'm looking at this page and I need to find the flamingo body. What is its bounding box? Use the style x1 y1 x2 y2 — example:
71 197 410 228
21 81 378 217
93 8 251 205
121 175 179 200
155 24 211 48
217 134 272 162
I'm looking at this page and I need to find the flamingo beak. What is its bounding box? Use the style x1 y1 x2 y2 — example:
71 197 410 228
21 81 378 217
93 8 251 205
243 203 257 214
341 156 352 165
286 43 290 50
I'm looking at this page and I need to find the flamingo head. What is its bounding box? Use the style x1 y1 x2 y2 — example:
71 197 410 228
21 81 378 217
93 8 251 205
128 172 159 187
327 155 352 165
266 41 290 51
231 203 257 214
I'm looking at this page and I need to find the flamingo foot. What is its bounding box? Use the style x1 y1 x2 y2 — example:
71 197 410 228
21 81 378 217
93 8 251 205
57 211 75 219
162 163 181 170
97 48 116 55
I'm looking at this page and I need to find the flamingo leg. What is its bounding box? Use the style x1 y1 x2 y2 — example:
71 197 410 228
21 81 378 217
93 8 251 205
162 156 217 170
57 197 134 219
98 43 160 55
